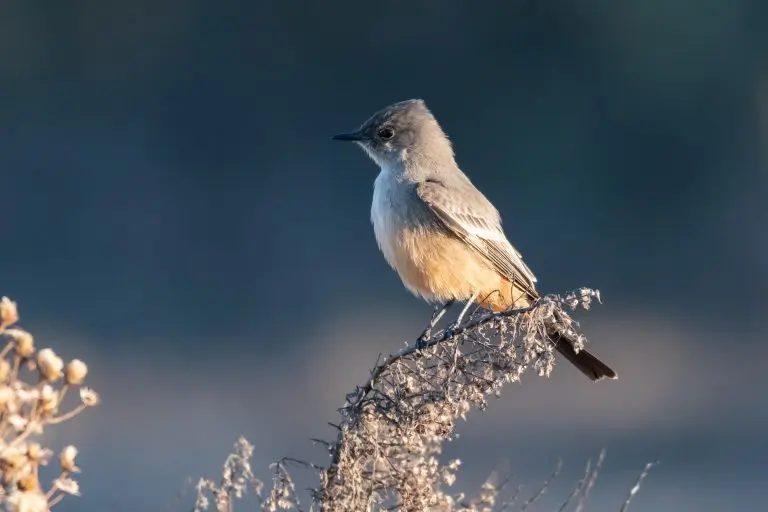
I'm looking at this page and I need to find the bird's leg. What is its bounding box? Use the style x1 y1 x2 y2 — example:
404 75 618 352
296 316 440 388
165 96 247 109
445 293 478 338
417 300 455 347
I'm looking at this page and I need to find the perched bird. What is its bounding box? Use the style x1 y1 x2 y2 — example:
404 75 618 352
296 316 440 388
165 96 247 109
332 99 616 381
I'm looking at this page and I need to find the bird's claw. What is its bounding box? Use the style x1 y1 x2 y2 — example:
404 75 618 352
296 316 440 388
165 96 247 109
443 322 460 340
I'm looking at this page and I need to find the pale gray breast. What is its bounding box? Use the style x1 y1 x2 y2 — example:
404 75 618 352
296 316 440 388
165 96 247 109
370 169 438 274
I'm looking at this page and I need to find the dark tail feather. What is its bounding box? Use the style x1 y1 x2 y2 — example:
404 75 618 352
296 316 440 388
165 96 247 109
550 332 617 381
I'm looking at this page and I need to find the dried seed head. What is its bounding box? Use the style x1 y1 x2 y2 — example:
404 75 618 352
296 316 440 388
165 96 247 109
36 348 63 382
0 447 27 480
29 445 52 468
26 443 43 463
79 387 100 407
39 384 58 414
8 414 28 432
65 359 88 385
54 475 80 496
59 445 79 473
6 329 34 359
0 297 19 328
17 473 40 492
15 388 39 404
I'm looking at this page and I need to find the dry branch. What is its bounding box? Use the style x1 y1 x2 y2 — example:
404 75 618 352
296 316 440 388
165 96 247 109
194 288 654 512
317 288 599 511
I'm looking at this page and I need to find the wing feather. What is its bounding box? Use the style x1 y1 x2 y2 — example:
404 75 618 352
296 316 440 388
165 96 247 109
416 179 538 298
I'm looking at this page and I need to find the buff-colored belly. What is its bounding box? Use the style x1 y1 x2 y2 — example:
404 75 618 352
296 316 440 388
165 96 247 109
374 222 525 311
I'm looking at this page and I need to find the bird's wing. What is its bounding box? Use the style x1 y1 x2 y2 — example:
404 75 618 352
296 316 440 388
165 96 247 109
416 178 539 299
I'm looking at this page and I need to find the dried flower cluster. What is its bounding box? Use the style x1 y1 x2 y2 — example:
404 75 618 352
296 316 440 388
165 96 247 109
0 297 100 512
194 437 304 512
194 288 653 512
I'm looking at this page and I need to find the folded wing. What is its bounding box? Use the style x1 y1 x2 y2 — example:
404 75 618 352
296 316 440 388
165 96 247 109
416 179 539 299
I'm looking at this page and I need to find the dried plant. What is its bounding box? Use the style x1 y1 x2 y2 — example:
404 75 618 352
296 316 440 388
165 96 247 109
0 297 100 512
193 288 654 512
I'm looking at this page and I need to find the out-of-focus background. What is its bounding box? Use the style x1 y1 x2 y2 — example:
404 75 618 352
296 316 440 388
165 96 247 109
1 1 766 510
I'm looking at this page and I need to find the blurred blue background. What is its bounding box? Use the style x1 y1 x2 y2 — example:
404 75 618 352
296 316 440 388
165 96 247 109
1 1 767 510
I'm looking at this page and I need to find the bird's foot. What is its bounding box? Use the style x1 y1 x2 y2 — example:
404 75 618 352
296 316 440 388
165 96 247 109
417 326 433 346
415 327 437 349
443 321 461 340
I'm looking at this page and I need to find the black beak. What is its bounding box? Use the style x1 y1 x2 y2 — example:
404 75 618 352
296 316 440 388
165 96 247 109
331 132 364 141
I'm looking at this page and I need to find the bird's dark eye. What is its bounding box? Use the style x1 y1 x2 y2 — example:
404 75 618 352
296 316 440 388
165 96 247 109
377 127 395 140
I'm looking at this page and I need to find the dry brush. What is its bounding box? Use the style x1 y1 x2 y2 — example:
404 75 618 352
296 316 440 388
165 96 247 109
0 297 100 512
194 288 654 512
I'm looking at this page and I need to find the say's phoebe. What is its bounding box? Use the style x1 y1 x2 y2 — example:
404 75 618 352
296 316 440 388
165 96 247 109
332 99 616 381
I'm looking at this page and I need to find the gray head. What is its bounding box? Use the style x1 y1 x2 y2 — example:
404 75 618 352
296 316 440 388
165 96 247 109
332 99 454 168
